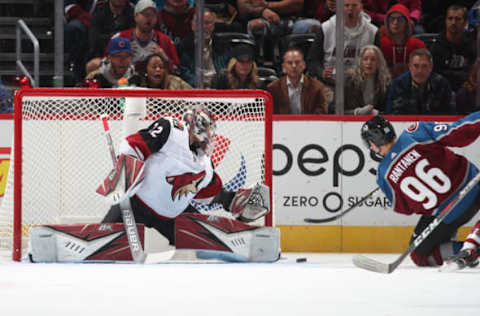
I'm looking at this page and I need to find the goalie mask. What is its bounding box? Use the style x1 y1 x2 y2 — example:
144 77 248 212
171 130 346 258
183 106 216 155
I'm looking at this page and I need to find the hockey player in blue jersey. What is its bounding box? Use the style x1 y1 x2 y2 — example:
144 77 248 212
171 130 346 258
361 114 480 269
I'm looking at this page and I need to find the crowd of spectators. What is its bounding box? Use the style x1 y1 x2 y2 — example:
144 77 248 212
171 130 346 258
2 0 480 115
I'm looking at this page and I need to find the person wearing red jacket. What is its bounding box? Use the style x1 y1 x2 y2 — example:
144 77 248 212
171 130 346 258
379 3 426 79
364 0 424 33
156 0 195 46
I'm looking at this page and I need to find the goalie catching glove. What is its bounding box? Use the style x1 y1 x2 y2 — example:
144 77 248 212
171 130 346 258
229 183 270 222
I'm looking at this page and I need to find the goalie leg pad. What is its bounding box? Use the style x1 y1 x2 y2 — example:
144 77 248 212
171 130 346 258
28 223 144 263
229 183 270 223
175 213 280 262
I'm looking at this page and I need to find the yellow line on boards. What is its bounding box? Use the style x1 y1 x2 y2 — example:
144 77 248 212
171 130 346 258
278 225 474 253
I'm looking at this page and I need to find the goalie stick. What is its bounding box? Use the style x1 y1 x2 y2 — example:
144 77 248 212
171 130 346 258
304 187 380 223
353 171 480 274
101 115 146 264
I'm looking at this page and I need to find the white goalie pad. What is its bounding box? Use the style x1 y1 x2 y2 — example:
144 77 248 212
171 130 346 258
229 183 270 222
27 223 144 263
175 213 280 262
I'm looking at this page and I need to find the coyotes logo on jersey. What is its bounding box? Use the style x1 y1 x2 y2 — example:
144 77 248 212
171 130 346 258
166 171 206 201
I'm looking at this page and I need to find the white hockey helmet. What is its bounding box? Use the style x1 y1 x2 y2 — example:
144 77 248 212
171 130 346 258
183 105 216 155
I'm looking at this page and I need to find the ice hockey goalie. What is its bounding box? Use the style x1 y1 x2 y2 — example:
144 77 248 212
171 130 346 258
28 106 280 263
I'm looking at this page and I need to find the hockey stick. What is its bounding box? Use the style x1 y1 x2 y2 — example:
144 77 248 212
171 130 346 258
304 187 380 223
353 171 480 273
101 115 146 264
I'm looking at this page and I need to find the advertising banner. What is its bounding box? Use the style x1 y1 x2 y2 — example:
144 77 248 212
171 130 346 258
273 118 480 227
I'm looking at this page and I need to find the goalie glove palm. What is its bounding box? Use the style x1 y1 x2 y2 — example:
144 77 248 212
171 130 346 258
229 183 270 222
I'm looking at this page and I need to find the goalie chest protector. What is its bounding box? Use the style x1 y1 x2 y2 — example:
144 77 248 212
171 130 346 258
128 117 215 219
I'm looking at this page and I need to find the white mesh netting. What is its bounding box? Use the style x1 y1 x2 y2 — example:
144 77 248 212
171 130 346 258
0 89 272 260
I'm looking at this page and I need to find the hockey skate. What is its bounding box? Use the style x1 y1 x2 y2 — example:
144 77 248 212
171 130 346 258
451 248 479 269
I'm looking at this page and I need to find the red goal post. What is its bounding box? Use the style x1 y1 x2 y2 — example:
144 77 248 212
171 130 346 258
0 88 273 261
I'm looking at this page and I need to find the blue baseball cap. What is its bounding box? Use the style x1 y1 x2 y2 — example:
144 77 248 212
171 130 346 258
108 37 132 55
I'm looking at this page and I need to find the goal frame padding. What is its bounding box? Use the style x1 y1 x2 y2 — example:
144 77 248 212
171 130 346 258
10 88 273 261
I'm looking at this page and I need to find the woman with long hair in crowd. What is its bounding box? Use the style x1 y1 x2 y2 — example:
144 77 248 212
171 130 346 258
140 53 192 89
344 45 392 115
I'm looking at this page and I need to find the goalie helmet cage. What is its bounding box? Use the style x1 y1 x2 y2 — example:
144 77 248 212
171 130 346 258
0 88 273 261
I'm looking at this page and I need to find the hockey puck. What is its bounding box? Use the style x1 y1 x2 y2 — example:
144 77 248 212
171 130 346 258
296 257 307 263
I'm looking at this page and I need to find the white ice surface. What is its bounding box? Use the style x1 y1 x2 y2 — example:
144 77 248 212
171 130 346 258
0 253 479 316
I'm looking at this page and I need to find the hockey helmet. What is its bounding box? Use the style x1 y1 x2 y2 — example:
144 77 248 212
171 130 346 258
361 115 396 150
183 106 216 154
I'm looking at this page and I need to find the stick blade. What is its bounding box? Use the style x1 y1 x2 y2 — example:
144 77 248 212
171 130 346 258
352 254 392 274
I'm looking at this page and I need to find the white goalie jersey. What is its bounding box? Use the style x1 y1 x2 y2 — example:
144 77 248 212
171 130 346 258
118 117 221 218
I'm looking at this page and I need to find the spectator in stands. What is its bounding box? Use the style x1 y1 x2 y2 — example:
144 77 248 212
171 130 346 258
379 4 426 79
84 37 142 88
212 44 264 89
364 0 424 34
345 45 392 114
422 0 476 33
86 0 136 75
385 48 454 114
455 59 480 114
307 0 379 105
268 48 327 114
207 0 245 33
112 0 180 73
0 82 13 113
290 0 334 34
237 0 305 33
64 0 97 84
177 8 230 88
236 0 305 61
430 5 476 92
154 0 194 10
140 53 192 89
313 0 336 23
157 0 195 46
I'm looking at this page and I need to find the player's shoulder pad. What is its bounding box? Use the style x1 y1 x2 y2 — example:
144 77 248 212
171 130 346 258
137 117 173 152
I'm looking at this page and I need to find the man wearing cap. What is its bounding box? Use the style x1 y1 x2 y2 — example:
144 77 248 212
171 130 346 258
112 0 180 73
84 36 142 88
213 44 265 90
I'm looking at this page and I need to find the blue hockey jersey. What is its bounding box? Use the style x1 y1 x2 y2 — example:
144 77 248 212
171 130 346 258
377 111 480 223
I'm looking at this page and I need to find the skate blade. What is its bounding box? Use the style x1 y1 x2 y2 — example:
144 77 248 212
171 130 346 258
439 260 465 273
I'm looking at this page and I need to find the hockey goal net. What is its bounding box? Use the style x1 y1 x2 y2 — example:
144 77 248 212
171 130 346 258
0 88 272 261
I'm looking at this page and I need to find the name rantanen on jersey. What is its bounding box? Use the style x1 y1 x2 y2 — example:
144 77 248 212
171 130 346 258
389 149 422 184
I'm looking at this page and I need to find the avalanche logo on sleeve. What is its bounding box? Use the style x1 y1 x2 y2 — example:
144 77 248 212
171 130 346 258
406 122 419 133
166 171 206 201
